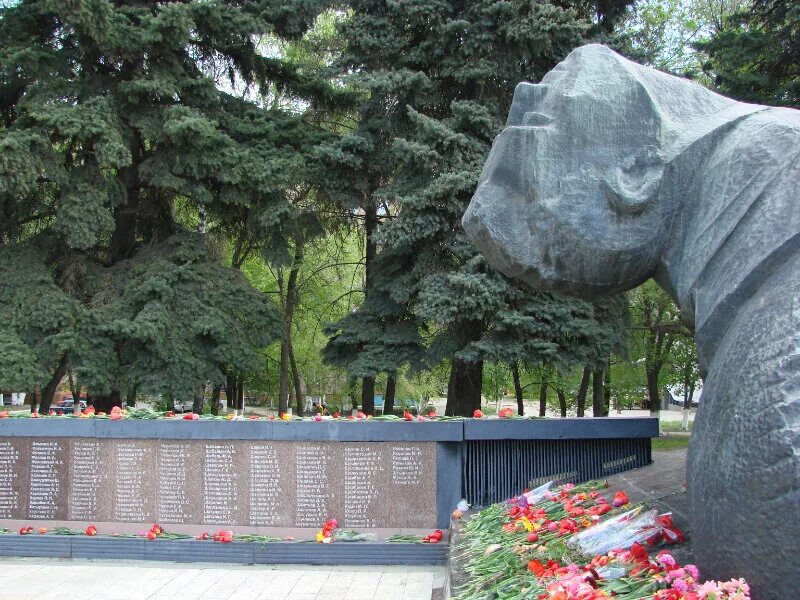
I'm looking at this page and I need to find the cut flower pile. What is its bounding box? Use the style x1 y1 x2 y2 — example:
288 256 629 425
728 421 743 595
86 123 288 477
0 407 531 421
452 481 749 600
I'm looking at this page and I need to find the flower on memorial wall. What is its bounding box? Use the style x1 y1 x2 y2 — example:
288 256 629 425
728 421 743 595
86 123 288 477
110 407 123 421
315 519 337 543
212 530 233 543
422 530 443 543
30 411 39 418
38 527 47 534
473 409 484 418
85 525 97 536
165 411 175 418
0 411 8 418
19 526 33 535
498 408 514 419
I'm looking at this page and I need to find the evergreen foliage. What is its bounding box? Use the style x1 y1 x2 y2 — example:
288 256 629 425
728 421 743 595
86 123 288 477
698 0 800 107
322 0 634 415
0 0 330 410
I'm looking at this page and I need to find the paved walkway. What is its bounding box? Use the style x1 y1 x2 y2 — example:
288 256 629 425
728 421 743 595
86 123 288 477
0 560 443 600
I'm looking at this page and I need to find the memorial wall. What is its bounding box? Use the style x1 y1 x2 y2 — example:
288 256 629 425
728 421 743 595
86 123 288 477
0 438 437 529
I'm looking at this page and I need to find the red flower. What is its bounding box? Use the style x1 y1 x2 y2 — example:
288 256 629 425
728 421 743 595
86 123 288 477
165 411 175 418
332 412 340 419
612 491 629 507
146 531 157 541
527 532 539 543
630 542 649 563
404 412 413 421
473 409 484 418
427 411 437 417
85 525 97 536
183 413 200 420
356 411 366 419
19 526 33 535
30 411 39 418
588 503 611 516
528 559 546 576
0 412 8 419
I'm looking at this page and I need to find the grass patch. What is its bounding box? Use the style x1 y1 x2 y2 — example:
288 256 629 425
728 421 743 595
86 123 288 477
652 436 691 450
660 420 693 432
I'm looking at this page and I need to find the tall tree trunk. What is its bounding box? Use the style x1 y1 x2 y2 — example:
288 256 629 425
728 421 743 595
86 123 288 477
384 374 396 415
29 385 41 414
361 201 379 413
237 383 243 412
278 241 304 416
38 353 68 414
592 368 604 417
68 371 80 403
576 366 590 417
109 138 141 263
538 381 547 417
361 376 375 415
603 359 611 416
288 341 304 417
445 358 483 417
557 388 567 417
511 362 524 416
210 384 222 416
226 375 237 414
682 379 695 431
646 369 660 416
127 385 137 408
191 384 204 414
279 338 290 415
94 390 121 414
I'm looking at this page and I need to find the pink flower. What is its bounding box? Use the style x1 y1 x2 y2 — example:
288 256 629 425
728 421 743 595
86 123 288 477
666 568 686 582
685 564 699 580
657 552 676 569
697 581 722 598
671 579 689 593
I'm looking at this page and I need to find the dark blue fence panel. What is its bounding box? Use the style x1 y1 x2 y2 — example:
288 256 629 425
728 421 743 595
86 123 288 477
462 437 652 506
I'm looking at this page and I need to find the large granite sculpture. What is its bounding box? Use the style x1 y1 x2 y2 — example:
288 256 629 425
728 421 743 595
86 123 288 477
463 44 799 598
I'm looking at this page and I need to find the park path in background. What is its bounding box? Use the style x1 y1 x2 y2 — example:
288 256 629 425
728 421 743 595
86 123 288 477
0 560 444 600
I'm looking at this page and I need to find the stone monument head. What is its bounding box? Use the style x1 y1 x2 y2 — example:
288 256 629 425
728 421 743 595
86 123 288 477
464 44 742 297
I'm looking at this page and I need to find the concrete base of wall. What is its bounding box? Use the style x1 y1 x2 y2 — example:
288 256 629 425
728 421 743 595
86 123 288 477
0 536 448 566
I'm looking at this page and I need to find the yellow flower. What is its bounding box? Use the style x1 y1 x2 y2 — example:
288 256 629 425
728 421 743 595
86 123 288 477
315 532 325 543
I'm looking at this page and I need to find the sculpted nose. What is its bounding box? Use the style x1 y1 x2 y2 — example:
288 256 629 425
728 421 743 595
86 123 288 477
507 82 550 126
479 126 532 198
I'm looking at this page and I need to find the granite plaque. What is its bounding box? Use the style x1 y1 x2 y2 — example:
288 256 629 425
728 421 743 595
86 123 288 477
0 438 437 529
28 440 69 520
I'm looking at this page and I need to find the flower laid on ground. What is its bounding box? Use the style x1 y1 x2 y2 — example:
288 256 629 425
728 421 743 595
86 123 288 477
85 525 97 536
451 481 750 600
18 526 33 535
498 407 514 418
473 409 484 418
315 518 338 543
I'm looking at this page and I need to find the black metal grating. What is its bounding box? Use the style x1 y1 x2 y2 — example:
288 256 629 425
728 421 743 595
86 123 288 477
463 438 651 506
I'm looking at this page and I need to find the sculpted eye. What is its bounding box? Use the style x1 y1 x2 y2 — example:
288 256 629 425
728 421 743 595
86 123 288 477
521 112 554 127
